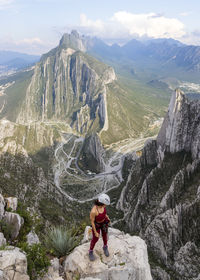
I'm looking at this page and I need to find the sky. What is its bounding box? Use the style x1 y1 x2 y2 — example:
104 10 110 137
1 0 200 54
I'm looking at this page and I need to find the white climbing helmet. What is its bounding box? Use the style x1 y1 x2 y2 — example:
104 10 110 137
98 193 110 205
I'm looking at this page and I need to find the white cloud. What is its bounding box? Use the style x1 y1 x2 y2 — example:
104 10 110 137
78 11 186 41
181 30 200 46
17 37 44 45
0 36 54 55
80 14 104 32
0 0 14 9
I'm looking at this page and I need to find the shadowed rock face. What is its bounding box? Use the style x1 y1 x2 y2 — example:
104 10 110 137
118 91 200 279
78 133 104 174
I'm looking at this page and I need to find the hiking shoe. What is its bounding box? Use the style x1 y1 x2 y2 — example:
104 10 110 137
103 246 109 257
89 250 95 261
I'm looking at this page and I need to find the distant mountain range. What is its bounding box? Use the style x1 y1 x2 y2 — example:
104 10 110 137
86 36 200 73
0 51 40 76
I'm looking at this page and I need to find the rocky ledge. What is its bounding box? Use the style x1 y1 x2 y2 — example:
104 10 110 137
64 227 152 280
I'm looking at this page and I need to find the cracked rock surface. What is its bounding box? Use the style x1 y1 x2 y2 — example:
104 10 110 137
0 247 29 280
64 228 152 280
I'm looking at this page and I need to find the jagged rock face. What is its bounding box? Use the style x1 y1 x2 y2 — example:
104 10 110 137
59 30 87 52
17 32 116 135
151 267 171 280
0 247 29 280
157 89 200 159
78 133 104 173
118 91 200 279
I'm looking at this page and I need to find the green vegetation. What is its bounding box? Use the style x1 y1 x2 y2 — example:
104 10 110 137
81 51 109 77
0 70 33 121
0 220 14 242
100 75 169 144
19 243 50 280
16 202 33 242
45 226 79 257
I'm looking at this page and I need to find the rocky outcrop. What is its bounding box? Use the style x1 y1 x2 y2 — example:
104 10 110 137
0 233 6 247
5 197 18 211
4 212 24 240
59 30 87 52
118 91 200 279
64 227 152 280
78 133 104 173
26 231 40 246
41 258 63 280
0 194 5 219
157 89 200 159
151 267 171 280
0 247 29 280
174 242 200 278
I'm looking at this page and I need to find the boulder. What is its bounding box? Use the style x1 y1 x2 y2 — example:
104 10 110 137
0 194 5 219
26 231 40 246
4 212 24 240
0 233 6 247
0 246 29 280
64 229 152 280
5 197 18 211
41 258 63 280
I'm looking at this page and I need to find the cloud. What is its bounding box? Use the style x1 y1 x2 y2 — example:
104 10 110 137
0 36 54 55
179 12 192 17
181 30 200 46
17 37 44 45
77 11 186 41
0 0 14 9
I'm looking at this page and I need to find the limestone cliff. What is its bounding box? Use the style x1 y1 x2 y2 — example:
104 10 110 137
17 31 116 135
157 89 200 159
117 90 200 280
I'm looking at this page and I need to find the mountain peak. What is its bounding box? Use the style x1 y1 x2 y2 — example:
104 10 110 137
59 30 86 52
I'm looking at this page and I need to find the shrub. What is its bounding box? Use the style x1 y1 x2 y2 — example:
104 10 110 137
19 242 50 280
0 220 14 242
16 202 33 242
45 226 78 257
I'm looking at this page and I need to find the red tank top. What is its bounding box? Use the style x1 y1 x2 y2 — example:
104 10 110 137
95 206 106 223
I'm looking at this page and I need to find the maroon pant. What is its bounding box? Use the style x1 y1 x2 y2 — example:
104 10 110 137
90 224 108 250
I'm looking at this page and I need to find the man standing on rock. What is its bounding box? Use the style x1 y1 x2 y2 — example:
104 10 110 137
89 194 111 261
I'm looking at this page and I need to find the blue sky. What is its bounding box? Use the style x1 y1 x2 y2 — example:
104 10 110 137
1 0 200 54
